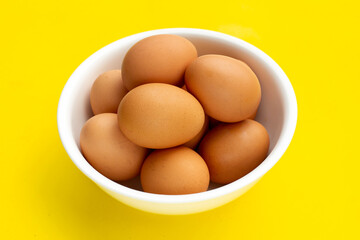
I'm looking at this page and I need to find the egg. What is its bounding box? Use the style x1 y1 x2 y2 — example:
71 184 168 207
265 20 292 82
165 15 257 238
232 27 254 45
118 83 205 149
122 34 197 90
80 113 148 181
140 146 210 195
198 119 269 184
90 70 128 115
182 114 209 149
185 54 261 122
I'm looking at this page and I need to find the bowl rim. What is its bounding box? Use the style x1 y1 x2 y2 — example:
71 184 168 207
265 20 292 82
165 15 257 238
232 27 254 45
57 28 298 204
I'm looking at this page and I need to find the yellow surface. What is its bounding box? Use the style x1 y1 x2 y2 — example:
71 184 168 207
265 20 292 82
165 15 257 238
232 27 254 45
1 0 359 239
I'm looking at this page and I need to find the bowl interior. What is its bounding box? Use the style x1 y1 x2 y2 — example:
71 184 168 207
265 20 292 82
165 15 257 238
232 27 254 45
65 30 286 192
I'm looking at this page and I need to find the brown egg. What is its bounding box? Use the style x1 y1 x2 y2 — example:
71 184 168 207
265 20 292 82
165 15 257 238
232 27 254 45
198 119 269 184
80 113 148 181
183 115 209 149
140 146 210 195
118 83 205 149
90 70 128 115
122 34 197 90
185 54 261 122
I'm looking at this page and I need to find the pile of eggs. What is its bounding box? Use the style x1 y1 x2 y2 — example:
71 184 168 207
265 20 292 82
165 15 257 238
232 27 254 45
80 34 270 195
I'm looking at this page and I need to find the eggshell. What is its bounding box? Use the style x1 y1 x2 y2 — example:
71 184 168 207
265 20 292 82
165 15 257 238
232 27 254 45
198 119 269 184
80 113 148 181
140 146 210 195
90 70 128 115
185 54 261 122
122 34 197 90
118 83 205 149
182 115 209 149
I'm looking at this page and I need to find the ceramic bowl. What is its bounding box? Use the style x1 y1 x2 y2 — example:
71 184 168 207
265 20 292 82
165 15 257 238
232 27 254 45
57 28 297 215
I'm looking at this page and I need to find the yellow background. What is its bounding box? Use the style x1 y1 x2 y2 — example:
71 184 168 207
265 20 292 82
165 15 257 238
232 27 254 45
1 0 359 239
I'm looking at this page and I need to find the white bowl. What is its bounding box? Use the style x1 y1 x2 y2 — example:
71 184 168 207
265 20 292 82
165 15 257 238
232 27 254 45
57 28 297 215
